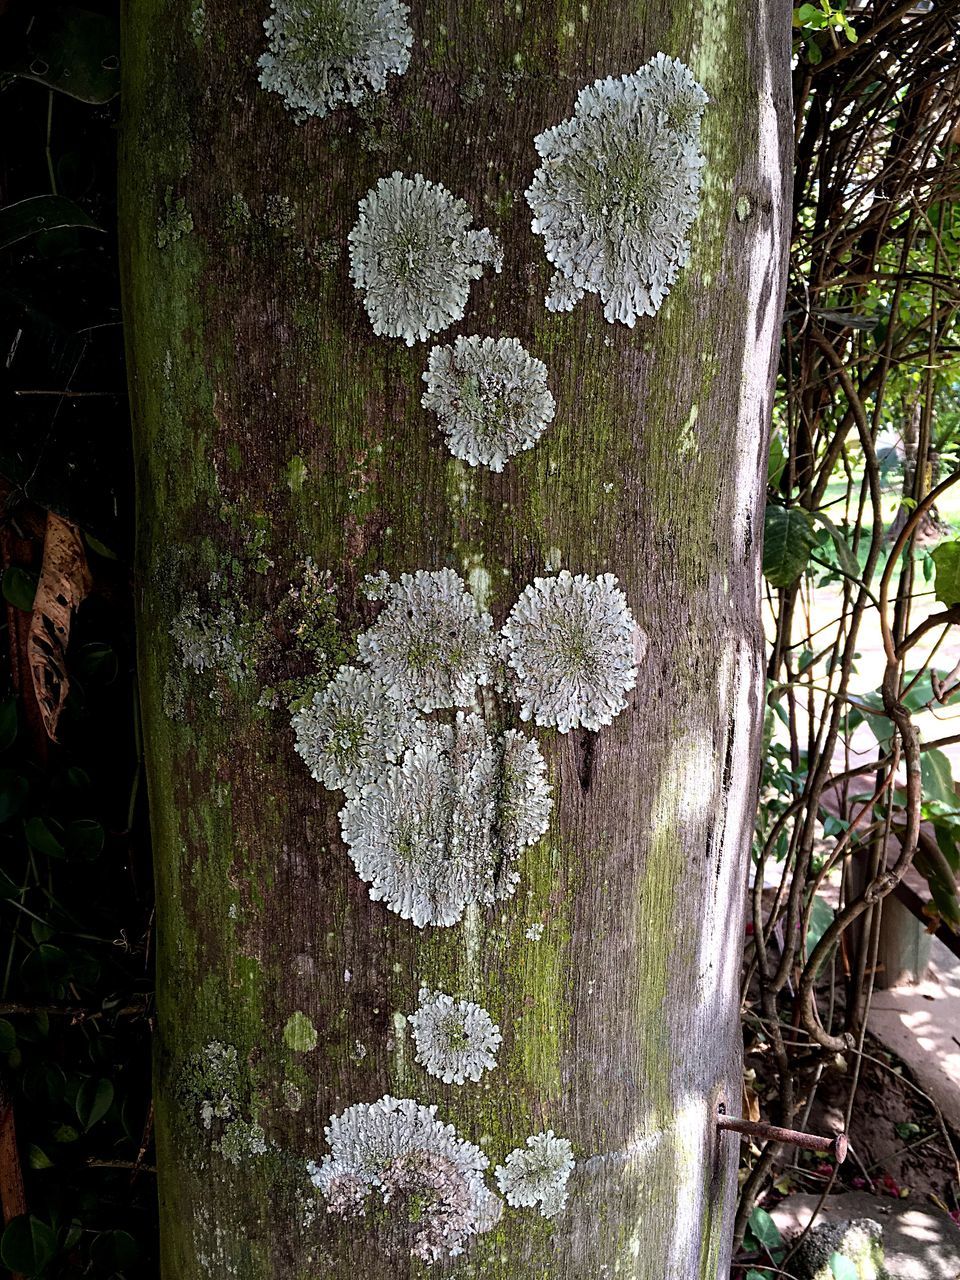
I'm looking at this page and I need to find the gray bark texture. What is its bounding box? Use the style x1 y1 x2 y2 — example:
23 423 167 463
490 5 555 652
119 0 793 1276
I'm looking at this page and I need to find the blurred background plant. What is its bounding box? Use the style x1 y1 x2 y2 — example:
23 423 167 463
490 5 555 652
0 2 155 1277
736 0 960 1270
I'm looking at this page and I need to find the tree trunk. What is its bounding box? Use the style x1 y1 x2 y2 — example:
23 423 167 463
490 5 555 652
119 2 791 1276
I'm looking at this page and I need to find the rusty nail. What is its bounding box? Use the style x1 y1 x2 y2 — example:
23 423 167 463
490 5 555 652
716 1112 848 1164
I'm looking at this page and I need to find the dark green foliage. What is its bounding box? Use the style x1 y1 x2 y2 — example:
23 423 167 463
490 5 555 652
762 505 817 587
932 540 960 605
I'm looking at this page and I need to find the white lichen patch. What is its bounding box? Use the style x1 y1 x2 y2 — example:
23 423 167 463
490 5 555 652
495 1130 574 1218
172 593 251 687
348 172 502 345
338 714 551 926
409 988 501 1084
356 569 495 712
308 1094 501 1261
421 336 556 471
291 665 425 797
525 53 708 325
498 728 554 848
360 568 392 601
501 571 643 732
258 0 412 122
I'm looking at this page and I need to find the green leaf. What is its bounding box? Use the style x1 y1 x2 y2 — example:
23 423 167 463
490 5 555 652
53 1124 79 1143
847 691 892 752
72 641 118 684
2 566 38 611
76 1077 114 1130
931 541 960 606
935 819 960 875
763 506 817 587
30 920 54 945
1 5 120 103
83 533 118 561
27 1144 54 1171
811 510 861 579
806 893 835 957
24 817 66 860
927 874 960 932
0 770 29 824
894 1121 921 1138
0 1019 15 1052
0 1214 57 1275
91 1230 139 1268
0 195 99 250
0 699 17 752
749 1205 783 1251
65 818 105 860
830 1251 859 1280
922 749 957 811
21 945 69 992
768 432 787 487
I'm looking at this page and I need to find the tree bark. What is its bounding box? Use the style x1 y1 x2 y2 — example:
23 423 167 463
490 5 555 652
119 2 792 1276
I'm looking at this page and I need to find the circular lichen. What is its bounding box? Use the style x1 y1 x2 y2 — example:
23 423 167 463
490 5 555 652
421 335 556 471
356 568 496 712
409 989 502 1084
500 571 644 732
494 1130 575 1218
307 1095 501 1261
525 53 708 325
258 0 413 122
337 715 551 927
348 172 502 345
290 664 425 797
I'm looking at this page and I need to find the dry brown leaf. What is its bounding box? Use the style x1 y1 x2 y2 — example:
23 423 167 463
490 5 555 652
742 1080 761 1124
28 512 92 741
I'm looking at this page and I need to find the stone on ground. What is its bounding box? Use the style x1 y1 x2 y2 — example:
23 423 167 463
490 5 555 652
771 1192 960 1280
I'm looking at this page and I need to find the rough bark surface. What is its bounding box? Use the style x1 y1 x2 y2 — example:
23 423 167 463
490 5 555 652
119 2 792 1276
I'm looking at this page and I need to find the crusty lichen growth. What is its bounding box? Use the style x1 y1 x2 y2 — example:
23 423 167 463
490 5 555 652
338 714 551 926
283 1010 318 1052
348 172 502 345
171 589 265 693
290 567 557 925
181 1042 270 1165
258 559 351 711
258 0 412 122
356 568 495 712
525 53 708 324
307 1095 501 1262
409 988 502 1084
501 571 646 732
494 1130 575 1218
156 185 193 249
188 1041 241 1130
421 335 556 471
291 665 424 797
